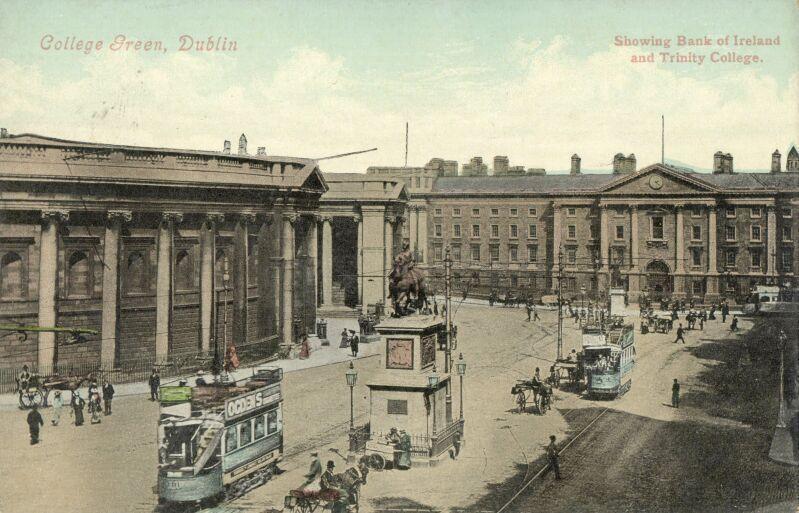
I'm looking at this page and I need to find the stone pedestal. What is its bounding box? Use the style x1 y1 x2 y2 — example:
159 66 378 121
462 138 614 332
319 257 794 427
366 315 460 466
609 287 626 315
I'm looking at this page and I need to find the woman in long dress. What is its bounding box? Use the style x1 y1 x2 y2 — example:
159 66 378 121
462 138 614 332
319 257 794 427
397 430 412 470
299 335 311 359
71 391 85 426
51 391 63 426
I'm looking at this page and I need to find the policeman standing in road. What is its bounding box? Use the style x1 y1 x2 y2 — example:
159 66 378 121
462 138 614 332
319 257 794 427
546 435 561 480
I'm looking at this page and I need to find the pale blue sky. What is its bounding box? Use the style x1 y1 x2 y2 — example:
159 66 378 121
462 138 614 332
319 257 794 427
1 0 797 172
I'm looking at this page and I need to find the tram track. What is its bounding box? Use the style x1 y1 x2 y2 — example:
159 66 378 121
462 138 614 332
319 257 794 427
494 406 610 513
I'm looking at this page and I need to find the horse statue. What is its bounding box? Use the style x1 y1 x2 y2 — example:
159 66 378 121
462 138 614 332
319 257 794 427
388 240 429 316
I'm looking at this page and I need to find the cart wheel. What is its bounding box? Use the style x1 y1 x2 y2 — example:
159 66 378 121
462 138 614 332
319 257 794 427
367 453 385 470
31 390 44 407
516 392 526 413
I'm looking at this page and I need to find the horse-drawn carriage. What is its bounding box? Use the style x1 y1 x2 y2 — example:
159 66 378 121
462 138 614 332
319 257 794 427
549 360 582 389
284 459 368 513
17 371 97 409
511 379 552 414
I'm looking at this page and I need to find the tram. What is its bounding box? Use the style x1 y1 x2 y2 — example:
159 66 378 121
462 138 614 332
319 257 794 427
156 367 284 506
581 324 635 398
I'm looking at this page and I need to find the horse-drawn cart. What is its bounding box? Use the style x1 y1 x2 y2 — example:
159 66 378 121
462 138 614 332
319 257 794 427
17 371 98 409
511 379 552 414
549 360 582 389
284 460 367 513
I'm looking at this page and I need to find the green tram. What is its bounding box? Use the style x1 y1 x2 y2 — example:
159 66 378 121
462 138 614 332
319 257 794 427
581 324 636 398
156 367 284 506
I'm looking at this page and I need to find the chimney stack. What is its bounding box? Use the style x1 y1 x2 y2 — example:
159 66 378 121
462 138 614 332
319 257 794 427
612 153 635 174
713 151 733 174
771 149 781 173
238 134 247 155
613 153 624 174
0 128 7 139
223 140 231 154
570 154 581 175
626 153 637 173
257 147 266 156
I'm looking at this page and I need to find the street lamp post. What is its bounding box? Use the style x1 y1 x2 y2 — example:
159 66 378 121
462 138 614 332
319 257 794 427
428 365 440 436
444 245 453 424
456 353 466 421
777 330 788 428
346 362 358 453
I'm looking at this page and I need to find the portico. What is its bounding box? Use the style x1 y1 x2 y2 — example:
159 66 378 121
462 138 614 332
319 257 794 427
318 174 408 315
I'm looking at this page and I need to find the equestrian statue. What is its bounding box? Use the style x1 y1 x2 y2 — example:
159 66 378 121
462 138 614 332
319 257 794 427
388 239 429 316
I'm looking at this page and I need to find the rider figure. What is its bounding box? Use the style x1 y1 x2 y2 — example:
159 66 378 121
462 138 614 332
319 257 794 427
390 240 419 289
320 460 348 513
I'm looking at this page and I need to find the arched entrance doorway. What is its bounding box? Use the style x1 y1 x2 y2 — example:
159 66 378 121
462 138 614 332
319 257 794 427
645 260 672 299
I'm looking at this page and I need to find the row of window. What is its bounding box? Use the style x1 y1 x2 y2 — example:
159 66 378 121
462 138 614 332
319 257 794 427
433 220 793 243
0 241 257 300
431 243 795 272
224 408 280 453
432 206 794 219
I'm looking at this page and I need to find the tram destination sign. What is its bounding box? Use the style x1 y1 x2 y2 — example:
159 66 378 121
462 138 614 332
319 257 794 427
224 384 281 421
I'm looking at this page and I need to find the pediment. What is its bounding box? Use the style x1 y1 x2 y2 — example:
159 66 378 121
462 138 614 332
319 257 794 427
598 164 718 195
301 164 329 193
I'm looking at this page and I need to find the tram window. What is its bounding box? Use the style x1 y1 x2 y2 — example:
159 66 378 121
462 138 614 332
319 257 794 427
225 426 238 452
267 410 278 435
254 415 266 440
240 421 252 446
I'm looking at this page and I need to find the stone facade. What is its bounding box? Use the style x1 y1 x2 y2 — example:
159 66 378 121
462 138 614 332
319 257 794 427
0 133 327 369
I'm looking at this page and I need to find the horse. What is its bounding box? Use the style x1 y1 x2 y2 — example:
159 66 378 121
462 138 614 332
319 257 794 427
388 265 429 316
331 460 369 512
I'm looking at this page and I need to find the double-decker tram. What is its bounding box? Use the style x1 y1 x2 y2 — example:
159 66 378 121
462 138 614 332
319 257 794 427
581 324 635 398
157 367 284 506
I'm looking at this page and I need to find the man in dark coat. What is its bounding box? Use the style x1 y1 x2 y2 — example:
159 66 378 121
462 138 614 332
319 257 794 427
27 404 44 444
350 333 359 358
148 369 160 401
546 435 561 479
102 381 115 415
672 379 680 408
721 302 729 323
674 323 686 344
71 392 85 426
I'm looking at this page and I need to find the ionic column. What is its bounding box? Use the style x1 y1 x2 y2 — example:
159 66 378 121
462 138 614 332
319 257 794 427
551 204 561 291
100 210 131 369
38 210 68 369
409 206 418 253
767 206 777 277
600 205 609 271
321 216 333 306
281 212 297 345
356 216 363 306
200 213 224 353
234 214 257 346
156 212 182 363
417 207 428 263
708 206 718 273
630 205 639 269
384 215 395 301
675 205 685 273
306 215 319 326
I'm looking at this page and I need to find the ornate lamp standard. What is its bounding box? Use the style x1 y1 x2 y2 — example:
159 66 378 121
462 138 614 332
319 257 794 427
346 362 358 453
456 353 466 421
428 365 440 436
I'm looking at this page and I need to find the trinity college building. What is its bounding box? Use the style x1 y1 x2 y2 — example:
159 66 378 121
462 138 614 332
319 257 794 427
1 130 797 370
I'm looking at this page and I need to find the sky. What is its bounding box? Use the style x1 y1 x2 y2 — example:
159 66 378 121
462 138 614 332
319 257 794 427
0 0 797 173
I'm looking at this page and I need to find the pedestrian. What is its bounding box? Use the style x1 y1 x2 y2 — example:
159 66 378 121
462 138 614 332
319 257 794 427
17 364 32 402
433 298 438 316
674 323 686 344
546 435 561 480
102 380 115 415
533 305 540 321
195 370 208 386
699 315 704 331
397 429 412 470
299 333 310 359
721 302 729 323
51 390 63 426
526 303 532 321
148 368 160 401
27 404 44 444
671 379 680 408
339 329 350 349
71 391 85 426
303 451 323 490
350 333 359 357
89 390 102 424
730 316 739 332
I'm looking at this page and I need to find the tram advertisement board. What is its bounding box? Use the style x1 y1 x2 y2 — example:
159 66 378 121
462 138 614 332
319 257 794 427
159 386 192 404
224 384 281 421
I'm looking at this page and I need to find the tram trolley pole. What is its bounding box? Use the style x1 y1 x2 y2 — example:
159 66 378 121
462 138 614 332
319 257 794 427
445 245 453 424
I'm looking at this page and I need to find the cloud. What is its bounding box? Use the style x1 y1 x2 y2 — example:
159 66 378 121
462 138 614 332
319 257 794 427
0 38 796 173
